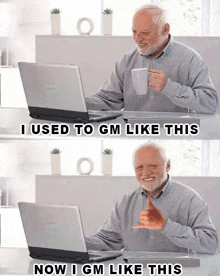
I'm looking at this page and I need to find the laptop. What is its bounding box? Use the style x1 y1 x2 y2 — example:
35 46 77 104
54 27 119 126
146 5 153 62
18 202 122 263
18 62 122 123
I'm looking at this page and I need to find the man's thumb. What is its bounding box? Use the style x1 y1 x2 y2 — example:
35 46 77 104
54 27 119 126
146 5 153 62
147 197 156 209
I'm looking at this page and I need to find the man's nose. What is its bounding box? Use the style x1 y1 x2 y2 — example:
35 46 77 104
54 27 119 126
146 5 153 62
135 32 144 41
142 166 151 175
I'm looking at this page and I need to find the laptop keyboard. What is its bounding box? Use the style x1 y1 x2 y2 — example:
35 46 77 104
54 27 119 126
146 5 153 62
88 112 102 119
88 110 122 122
88 252 102 258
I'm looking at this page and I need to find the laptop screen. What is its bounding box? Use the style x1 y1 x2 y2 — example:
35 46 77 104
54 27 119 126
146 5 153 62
19 202 87 253
18 63 87 113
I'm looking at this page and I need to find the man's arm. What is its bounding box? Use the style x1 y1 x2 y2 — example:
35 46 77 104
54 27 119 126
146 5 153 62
133 197 218 254
85 56 126 111
85 202 124 251
161 219 218 254
160 56 218 114
160 195 218 254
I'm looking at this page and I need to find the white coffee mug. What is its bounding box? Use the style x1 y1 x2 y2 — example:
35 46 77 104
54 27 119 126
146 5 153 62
131 68 149 95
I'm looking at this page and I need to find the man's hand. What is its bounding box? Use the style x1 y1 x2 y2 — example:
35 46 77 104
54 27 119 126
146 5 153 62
131 197 167 231
148 69 167 92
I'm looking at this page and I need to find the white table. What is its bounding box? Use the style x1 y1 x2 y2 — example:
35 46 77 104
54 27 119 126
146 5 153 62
0 208 27 248
1 108 220 139
0 248 219 276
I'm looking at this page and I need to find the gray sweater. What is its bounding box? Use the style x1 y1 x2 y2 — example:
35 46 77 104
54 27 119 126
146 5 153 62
86 36 218 114
86 177 218 254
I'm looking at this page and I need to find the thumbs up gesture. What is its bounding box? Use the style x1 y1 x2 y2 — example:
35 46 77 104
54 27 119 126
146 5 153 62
131 197 167 231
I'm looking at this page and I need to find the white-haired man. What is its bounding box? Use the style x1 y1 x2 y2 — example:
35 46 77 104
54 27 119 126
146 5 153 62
86 143 218 254
86 5 218 114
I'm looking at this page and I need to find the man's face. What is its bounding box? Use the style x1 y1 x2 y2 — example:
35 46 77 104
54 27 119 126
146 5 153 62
134 146 170 193
132 12 166 56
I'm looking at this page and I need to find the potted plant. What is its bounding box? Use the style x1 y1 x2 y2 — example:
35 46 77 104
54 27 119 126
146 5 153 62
102 148 113 175
50 148 61 175
50 8 61 35
102 8 113 35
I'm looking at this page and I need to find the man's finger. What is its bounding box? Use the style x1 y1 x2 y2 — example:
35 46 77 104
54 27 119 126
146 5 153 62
147 197 156 209
148 69 161 74
131 224 144 228
149 77 158 83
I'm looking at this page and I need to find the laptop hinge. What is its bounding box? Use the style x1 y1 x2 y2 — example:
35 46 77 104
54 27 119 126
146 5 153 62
29 247 89 263
29 106 89 123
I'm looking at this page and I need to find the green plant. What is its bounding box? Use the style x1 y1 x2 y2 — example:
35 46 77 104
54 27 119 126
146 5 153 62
103 148 113 155
51 148 61 154
102 8 113 15
50 8 61 14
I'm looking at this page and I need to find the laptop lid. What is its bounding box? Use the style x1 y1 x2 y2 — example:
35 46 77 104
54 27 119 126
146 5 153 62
18 202 90 262
18 62 91 123
18 62 87 113
19 202 122 263
18 62 122 123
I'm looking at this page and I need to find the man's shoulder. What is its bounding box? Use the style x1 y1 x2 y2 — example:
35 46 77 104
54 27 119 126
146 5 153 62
116 48 144 71
124 186 141 197
124 48 139 57
118 48 140 63
170 179 202 200
119 187 141 204
171 38 202 60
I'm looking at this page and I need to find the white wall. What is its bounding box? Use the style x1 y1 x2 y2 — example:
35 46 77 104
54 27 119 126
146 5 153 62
2 0 220 67
5 0 102 66
0 139 102 206
0 139 219 207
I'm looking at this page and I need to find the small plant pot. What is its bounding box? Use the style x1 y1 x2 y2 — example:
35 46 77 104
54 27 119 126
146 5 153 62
51 154 60 175
102 14 112 35
50 13 61 35
103 154 112 175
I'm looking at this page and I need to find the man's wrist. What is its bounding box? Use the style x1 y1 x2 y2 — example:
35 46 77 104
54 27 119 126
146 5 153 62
160 217 168 230
166 78 170 85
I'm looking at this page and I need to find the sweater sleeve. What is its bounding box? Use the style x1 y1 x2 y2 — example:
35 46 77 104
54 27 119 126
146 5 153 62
161 55 218 114
161 195 218 254
85 55 127 111
85 202 124 251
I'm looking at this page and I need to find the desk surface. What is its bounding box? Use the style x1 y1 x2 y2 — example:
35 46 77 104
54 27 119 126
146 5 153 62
0 248 219 276
1 108 220 139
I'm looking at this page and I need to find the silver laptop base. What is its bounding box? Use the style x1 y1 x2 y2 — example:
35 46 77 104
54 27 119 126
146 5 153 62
29 246 90 264
29 106 89 123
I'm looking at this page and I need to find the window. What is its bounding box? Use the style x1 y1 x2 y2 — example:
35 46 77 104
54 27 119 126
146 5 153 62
209 140 220 176
1 139 219 206
103 0 210 35
1 139 219 179
160 0 203 36
102 139 203 176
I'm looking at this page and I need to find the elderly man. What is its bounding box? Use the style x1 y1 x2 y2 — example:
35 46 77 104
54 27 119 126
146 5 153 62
86 143 218 254
86 5 218 114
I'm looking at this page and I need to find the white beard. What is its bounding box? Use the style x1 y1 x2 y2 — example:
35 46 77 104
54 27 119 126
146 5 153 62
140 180 160 192
136 44 158 56
135 35 166 56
